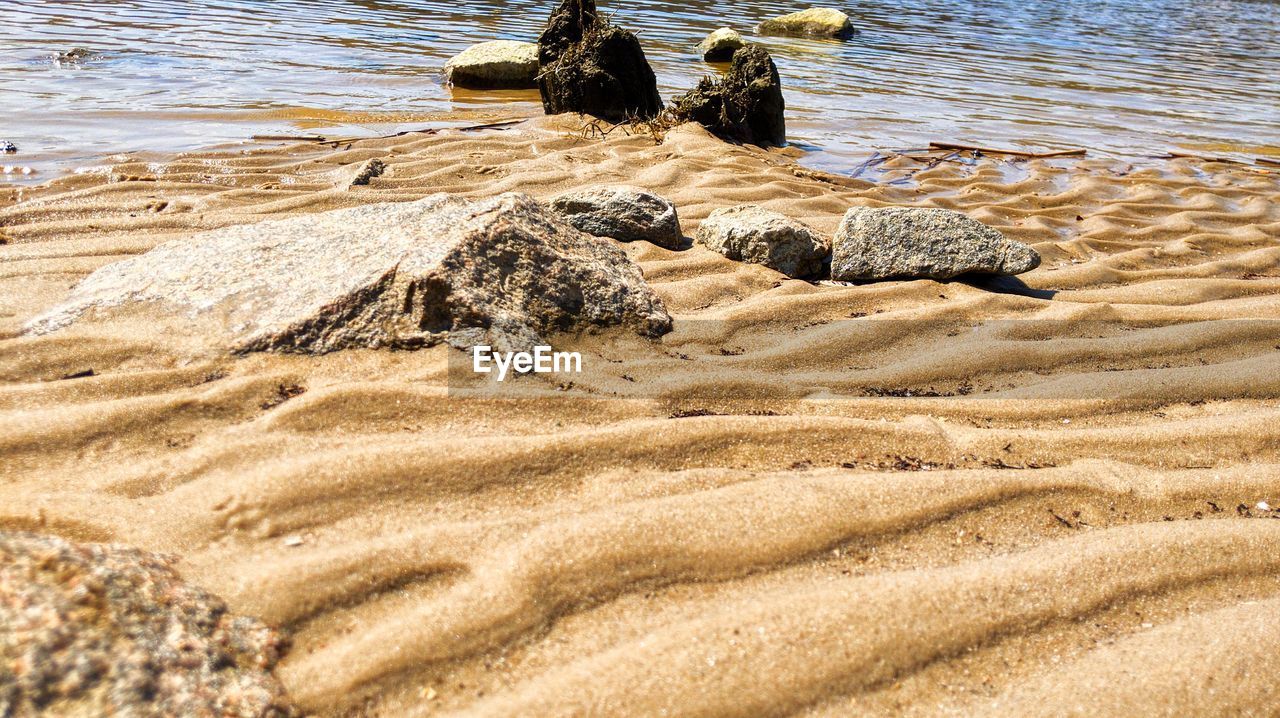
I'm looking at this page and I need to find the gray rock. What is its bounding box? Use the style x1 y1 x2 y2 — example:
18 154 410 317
444 40 539 89
548 185 683 249
696 205 829 278
831 206 1041 281
0 531 295 717
26 193 672 353
755 8 855 39
698 28 746 61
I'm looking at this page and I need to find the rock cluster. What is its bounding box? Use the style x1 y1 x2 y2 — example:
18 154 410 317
671 44 786 147
0 531 295 717
696 205 827 278
536 0 663 122
697 28 746 61
27 193 672 353
831 206 1042 281
756 8 855 39
549 185 683 249
444 40 539 89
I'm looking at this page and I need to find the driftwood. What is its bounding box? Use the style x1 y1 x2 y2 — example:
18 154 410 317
1257 158 1280 168
928 142 1086 158
250 134 328 142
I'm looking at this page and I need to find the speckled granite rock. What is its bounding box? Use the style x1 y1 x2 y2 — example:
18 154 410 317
697 28 745 61
0 531 295 718
756 8 855 39
696 205 829 278
548 186 683 249
444 40 539 89
831 206 1041 281
26 193 672 353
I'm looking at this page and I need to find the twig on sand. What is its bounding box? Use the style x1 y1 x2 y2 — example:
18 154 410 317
928 141 1087 158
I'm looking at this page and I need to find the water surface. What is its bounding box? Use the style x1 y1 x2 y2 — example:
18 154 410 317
1 0 1277 182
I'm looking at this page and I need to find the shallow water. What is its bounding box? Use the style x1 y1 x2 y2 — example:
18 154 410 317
1 0 1277 182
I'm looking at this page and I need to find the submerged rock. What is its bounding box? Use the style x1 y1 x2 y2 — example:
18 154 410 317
444 40 539 89
831 206 1041 281
756 8 855 39
0 531 295 717
696 205 828 278
536 0 663 121
671 44 786 146
697 27 746 61
27 193 672 353
549 185 683 249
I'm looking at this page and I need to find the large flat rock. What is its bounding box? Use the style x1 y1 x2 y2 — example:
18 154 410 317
831 206 1041 281
26 193 672 352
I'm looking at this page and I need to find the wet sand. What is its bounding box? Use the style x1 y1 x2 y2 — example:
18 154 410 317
3 116 1280 716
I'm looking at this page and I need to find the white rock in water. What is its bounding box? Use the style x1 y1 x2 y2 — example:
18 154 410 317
444 40 539 89
698 27 746 61
695 205 829 278
831 206 1041 281
26 193 672 353
755 8 855 39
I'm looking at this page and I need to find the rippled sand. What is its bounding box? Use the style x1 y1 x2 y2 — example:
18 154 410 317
3 117 1280 716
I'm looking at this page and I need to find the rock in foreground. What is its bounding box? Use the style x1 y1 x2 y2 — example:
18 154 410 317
671 44 786 146
537 0 663 121
696 205 829 278
831 206 1041 281
549 186 683 249
756 8 855 39
27 193 672 352
697 28 746 61
0 531 294 718
444 40 539 89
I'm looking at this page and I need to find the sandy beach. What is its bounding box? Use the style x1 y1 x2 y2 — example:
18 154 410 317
3 104 1280 715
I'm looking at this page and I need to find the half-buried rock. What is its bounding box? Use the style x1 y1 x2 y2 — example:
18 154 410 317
1 531 295 717
671 44 786 146
831 206 1041 281
756 8 855 39
549 185 683 249
537 0 663 121
696 205 829 278
697 27 746 61
26 193 672 353
444 40 539 89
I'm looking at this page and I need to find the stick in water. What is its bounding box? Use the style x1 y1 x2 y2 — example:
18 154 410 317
928 142 1087 158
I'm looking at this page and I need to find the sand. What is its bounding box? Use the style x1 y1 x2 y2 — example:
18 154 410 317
2 114 1279 716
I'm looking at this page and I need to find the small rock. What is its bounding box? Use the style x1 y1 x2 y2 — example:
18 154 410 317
444 40 540 89
1 141 16 153
671 44 786 146
831 206 1042 281
1258 501 1272 512
756 8 856 39
696 205 829 278
27 193 672 353
549 185 683 249
0 531 296 717
537 0 663 121
53 47 95 65
697 27 746 61
347 158 385 187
